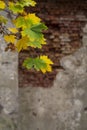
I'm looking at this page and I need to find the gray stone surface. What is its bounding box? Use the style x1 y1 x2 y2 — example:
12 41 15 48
19 24 87 130
0 11 18 129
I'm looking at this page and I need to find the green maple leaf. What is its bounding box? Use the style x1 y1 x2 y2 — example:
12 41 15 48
22 28 43 40
31 23 48 32
9 2 24 14
23 57 47 71
34 57 47 71
21 23 47 41
17 0 36 7
13 16 26 28
28 41 42 48
21 23 47 48
23 58 34 69
23 56 53 73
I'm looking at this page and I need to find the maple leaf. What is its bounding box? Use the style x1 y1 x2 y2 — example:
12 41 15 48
8 0 36 14
9 2 24 14
28 41 42 48
17 0 36 7
0 1 6 9
0 0 52 74
34 58 47 71
14 13 41 29
24 13 41 25
40 37 47 45
23 57 47 71
13 16 26 29
40 56 53 73
31 23 47 32
28 37 46 48
21 23 47 48
4 35 16 44
40 64 52 73
40 56 53 65
0 15 7 24
23 56 53 73
21 28 43 41
24 0 36 6
21 23 47 40
16 36 29 52
8 28 18 33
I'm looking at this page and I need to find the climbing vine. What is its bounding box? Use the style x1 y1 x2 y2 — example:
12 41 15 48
0 0 53 73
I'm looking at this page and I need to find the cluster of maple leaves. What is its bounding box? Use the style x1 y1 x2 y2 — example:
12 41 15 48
0 0 53 73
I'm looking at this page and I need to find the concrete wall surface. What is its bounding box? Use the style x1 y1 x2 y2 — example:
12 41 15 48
0 11 18 130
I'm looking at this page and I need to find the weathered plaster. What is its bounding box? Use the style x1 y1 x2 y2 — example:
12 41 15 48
0 11 18 129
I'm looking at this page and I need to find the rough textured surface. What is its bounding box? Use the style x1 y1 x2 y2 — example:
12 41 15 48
0 11 18 129
19 24 87 130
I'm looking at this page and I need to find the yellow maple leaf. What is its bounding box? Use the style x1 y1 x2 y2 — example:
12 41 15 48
0 1 5 9
16 36 29 52
0 15 7 24
40 55 53 73
30 0 36 6
25 13 41 24
4 35 16 44
40 37 46 45
8 28 18 33
40 56 53 65
40 64 52 73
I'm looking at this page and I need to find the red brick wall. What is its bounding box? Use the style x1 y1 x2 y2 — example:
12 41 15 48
19 1 87 88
